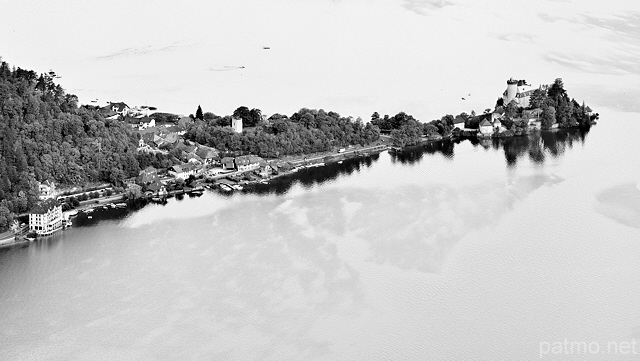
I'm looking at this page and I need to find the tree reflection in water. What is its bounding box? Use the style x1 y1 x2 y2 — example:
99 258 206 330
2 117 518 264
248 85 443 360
390 127 591 167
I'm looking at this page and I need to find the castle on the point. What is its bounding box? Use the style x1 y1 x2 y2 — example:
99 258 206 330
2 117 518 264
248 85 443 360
502 78 549 108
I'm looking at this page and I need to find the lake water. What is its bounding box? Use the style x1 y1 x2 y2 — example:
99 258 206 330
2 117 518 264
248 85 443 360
2 111 640 360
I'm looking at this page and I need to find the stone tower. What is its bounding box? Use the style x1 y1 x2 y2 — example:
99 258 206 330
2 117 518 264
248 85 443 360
504 78 519 105
232 117 243 133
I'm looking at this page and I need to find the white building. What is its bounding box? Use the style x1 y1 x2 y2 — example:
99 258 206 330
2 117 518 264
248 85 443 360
169 163 198 180
38 180 56 200
453 118 465 130
138 117 156 130
29 199 63 236
479 118 494 135
232 117 243 133
502 78 549 108
234 155 262 172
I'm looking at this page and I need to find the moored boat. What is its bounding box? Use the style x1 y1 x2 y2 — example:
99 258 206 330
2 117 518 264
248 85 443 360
219 183 233 192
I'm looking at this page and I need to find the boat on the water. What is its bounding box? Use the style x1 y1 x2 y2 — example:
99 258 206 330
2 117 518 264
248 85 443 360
219 183 233 192
65 210 78 217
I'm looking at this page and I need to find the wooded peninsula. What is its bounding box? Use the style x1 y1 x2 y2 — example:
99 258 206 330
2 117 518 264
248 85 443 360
0 58 597 232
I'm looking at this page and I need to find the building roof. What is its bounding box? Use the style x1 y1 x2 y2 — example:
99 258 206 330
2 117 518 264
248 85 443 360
139 116 154 124
110 102 130 112
453 116 465 124
163 133 179 144
233 155 264 167
479 119 492 126
171 163 198 173
101 102 129 114
175 142 197 153
29 198 60 214
196 146 218 159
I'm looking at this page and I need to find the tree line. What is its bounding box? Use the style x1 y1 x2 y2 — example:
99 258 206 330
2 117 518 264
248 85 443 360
185 107 381 158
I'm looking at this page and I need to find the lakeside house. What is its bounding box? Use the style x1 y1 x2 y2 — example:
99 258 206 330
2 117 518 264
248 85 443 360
479 118 493 135
524 108 543 129
221 157 235 170
234 155 263 172
169 163 198 180
28 198 63 236
258 164 274 178
491 107 505 123
453 117 465 130
145 179 167 196
204 167 227 177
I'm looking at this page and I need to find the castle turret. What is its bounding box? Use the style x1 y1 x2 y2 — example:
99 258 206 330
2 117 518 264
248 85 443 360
504 78 519 105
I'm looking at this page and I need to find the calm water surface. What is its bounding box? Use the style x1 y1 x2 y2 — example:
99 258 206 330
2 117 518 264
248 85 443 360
2 111 640 360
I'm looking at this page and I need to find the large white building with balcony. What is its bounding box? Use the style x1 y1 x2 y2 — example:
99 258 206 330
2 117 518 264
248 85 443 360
28 199 63 236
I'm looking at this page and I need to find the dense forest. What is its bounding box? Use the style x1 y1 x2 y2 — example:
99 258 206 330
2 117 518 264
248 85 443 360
185 108 381 158
527 78 597 129
0 59 171 231
371 111 456 147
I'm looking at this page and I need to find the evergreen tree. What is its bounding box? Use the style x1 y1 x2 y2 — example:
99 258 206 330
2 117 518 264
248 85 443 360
195 105 204 120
